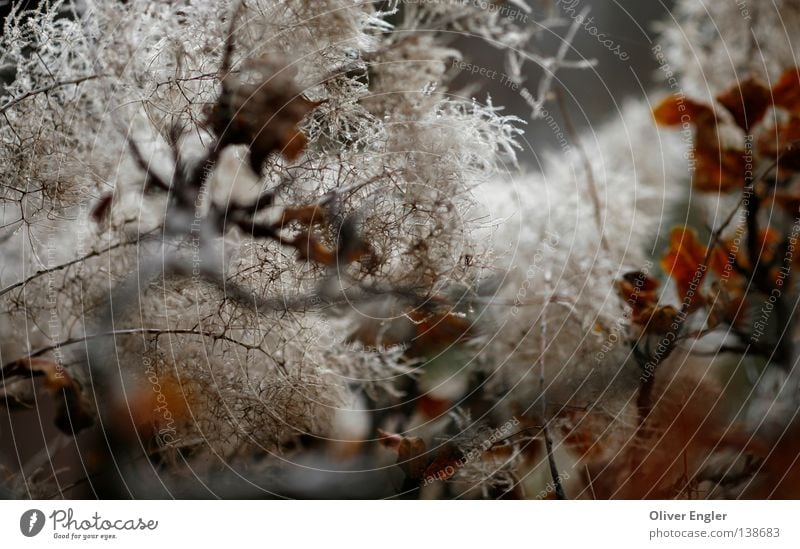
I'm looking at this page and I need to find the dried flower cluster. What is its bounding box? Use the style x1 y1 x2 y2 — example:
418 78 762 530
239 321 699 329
1 0 800 500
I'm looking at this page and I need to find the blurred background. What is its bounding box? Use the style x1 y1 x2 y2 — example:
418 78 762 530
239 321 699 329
450 0 675 165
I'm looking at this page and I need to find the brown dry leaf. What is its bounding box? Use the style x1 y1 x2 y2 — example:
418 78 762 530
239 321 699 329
5 357 94 434
417 394 451 419
422 443 464 482
692 146 747 193
636 304 680 334
653 95 746 192
397 435 428 480
653 96 715 126
377 430 467 483
405 310 473 357
716 76 771 131
660 227 710 306
289 232 337 265
559 408 629 466
772 67 800 115
617 270 660 323
278 205 328 227
210 58 319 172
376 428 404 451
588 371 765 499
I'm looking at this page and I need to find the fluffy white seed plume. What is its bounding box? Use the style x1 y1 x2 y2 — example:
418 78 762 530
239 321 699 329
658 0 800 99
474 100 685 427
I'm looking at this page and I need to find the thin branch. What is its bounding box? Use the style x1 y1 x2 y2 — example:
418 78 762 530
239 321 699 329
555 85 609 252
0 230 159 298
538 300 566 500
0 74 106 114
525 6 592 118
1 328 267 374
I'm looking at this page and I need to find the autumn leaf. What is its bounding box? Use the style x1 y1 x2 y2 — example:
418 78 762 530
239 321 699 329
125 371 189 438
616 271 682 331
635 304 680 334
716 76 771 131
587 371 766 498
617 270 660 317
210 59 319 172
377 430 467 483
397 435 429 480
653 96 715 127
376 428 404 451
422 443 464 481
417 394 451 419
772 67 800 115
693 146 747 193
405 310 473 356
4 357 94 434
660 227 708 304
653 95 746 192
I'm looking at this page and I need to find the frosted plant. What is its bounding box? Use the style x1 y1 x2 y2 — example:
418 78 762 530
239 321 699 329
3 0 799 501
0 0 597 498
658 0 800 100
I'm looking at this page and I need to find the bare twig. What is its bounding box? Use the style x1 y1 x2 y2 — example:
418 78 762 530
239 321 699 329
0 74 106 114
555 85 609 252
538 300 566 499
0 229 160 298
1 327 266 374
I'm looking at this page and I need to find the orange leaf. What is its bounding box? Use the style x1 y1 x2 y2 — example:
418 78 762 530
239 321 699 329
290 233 337 265
635 304 680 333
617 270 660 318
716 76 771 131
660 227 709 302
588 371 766 498
692 147 747 193
280 128 308 161
772 67 800 115
126 371 189 437
653 96 715 127
417 394 451 419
